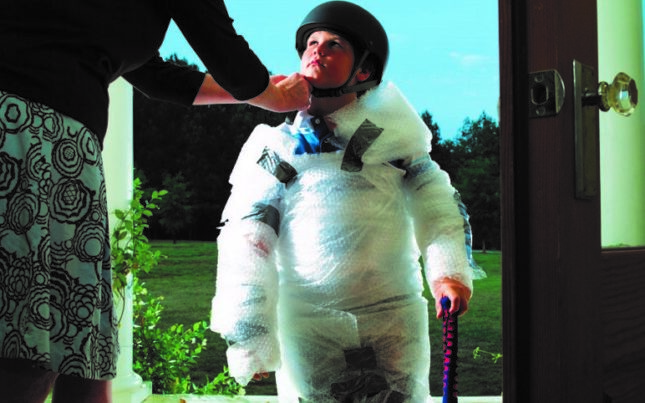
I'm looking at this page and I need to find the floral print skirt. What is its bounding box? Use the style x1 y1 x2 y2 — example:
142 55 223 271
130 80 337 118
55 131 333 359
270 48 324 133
0 91 117 380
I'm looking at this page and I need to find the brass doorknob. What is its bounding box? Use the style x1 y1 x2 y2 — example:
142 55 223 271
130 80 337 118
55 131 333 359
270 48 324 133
583 72 638 116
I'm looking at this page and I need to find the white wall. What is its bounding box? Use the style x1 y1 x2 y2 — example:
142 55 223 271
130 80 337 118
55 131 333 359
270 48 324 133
598 0 645 247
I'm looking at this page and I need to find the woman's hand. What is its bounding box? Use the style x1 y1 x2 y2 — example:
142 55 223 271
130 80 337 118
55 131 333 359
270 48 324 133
252 73 312 112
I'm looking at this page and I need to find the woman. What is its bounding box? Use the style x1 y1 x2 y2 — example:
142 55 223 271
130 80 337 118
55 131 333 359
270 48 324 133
0 1 310 402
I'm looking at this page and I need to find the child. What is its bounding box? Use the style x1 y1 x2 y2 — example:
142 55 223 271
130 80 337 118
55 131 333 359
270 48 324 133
211 1 484 401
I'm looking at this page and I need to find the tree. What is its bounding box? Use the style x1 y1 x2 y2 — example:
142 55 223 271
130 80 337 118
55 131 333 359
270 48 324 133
421 110 458 178
157 172 194 243
450 113 501 251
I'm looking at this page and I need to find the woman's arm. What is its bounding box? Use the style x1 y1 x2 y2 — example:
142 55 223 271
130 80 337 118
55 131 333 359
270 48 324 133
193 73 311 112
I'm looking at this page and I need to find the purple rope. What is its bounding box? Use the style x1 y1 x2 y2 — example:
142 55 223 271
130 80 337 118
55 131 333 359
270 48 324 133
441 296 458 403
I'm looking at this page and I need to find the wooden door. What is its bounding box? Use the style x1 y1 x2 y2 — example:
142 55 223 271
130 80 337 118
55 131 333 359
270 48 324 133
499 0 645 402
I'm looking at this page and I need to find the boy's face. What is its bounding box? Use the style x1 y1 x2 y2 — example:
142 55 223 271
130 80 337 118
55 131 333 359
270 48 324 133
300 30 357 89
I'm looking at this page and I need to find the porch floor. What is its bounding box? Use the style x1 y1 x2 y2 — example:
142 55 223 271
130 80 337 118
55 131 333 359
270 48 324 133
143 395 503 403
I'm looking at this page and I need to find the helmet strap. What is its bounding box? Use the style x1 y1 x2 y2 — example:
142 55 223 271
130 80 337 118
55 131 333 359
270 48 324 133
311 80 379 97
311 49 377 98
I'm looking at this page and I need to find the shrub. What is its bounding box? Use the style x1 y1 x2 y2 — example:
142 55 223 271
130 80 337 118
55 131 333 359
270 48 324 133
112 178 244 395
111 177 167 296
132 279 245 395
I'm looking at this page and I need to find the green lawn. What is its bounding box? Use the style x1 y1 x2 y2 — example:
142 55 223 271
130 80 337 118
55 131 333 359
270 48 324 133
139 241 502 397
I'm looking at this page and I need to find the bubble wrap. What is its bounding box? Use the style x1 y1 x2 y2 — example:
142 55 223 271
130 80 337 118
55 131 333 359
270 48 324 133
210 82 481 400
210 219 281 386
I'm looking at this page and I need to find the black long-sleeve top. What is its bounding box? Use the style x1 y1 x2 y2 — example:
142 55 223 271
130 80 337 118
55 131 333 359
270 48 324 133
0 0 270 141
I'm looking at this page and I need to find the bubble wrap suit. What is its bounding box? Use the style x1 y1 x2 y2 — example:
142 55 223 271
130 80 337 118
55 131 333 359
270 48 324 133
211 82 483 402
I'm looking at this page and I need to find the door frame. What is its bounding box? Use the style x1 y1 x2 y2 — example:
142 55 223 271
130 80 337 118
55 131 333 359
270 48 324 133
499 0 531 399
499 1 605 401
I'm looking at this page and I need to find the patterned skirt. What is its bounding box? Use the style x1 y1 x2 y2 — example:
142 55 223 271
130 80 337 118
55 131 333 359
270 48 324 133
0 91 118 380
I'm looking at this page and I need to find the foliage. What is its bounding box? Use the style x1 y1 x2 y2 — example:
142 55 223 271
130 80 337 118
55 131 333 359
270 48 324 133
157 172 194 243
132 279 200 393
421 111 501 250
422 111 456 175
473 346 503 364
110 177 167 297
191 368 247 396
111 177 243 396
452 113 500 250
426 112 501 251
132 278 245 395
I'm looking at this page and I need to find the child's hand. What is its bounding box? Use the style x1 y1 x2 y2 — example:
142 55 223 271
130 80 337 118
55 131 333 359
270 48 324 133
252 372 270 381
431 277 472 318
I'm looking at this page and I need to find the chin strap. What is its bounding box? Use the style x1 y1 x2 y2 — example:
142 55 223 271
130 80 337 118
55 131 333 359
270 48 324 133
310 80 379 97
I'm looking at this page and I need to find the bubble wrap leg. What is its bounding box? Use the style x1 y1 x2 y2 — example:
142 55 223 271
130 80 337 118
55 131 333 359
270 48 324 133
354 296 431 402
275 296 430 402
276 303 361 402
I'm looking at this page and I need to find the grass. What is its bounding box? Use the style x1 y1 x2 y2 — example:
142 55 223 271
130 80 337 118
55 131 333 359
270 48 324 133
139 241 502 397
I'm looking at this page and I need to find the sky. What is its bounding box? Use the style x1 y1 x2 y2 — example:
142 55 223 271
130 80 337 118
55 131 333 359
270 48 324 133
159 0 500 140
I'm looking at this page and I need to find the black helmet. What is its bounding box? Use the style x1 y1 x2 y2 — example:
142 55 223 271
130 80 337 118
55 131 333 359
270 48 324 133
296 1 389 97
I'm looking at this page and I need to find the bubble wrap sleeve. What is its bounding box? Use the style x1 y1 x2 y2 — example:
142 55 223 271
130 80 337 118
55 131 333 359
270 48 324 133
404 154 485 295
210 219 280 385
210 126 285 385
